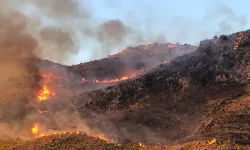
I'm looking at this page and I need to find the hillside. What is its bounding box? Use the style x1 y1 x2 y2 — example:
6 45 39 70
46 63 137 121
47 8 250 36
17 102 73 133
1 29 250 150
68 43 196 82
37 43 197 91
70 30 250 145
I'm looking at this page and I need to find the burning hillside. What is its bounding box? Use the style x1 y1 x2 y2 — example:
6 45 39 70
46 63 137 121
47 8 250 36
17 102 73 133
69 43 196 83
1 0 250 149
1 26 250 149
69 29 250 147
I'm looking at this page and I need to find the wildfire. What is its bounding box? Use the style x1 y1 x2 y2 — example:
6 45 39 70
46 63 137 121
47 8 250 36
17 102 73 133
207 138 216 145
37 85 55 101
94 75 129 83
37 108 46 114
31 124 39 135
168 43 175 49
97 135 110 143
31 126 81 138
138 142 147 148
37 72 61 101
31 123 45 137
162 60 167 64
82 72 141 84
234 32 243 49
41 72 65 80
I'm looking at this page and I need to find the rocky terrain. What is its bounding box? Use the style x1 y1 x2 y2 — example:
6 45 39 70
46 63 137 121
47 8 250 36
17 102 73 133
1 29 250 150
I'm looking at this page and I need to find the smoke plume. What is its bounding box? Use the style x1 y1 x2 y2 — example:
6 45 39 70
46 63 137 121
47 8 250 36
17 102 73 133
39 26 78 64
0 10 41 94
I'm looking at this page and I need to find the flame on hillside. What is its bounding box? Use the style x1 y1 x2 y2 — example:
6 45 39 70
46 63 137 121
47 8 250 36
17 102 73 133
207 138 216 145
96 135 111 143
82 71 142 83
31 126 81 137
234 32 243 49
30 124 112 143
31 124 39 135
41 72 65 80
37 72 65 101
167 43 175 49
138 142 147 148
37 85 55 101
93 75 129 83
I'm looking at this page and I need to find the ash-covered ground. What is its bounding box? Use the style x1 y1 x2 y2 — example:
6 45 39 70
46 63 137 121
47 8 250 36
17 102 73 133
1 29 250 150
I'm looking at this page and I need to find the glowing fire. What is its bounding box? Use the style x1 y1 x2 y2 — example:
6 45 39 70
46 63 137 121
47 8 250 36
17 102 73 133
31 125 81 137
31 123 45 137
162 60 167 64
94 75 129 83
234 32 243 49
138 142 147 148
168 43 175 48
37 85 55 101
97 135 110 143
82 71 142 84
31 124 39 135
41 72 65 80
37 72 61 101
207 138 216 145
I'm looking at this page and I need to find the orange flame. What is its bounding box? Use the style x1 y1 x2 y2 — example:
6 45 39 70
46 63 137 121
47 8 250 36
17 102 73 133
162 60 167 64
37 72 60 101
138 142 147 148
234 32 243 49
31 123 45 137
31 124 39 135
97 135 110 143
168 43 175 49
82 71 142 84
207 138 216 145
37 85 55 101
94 75 129 83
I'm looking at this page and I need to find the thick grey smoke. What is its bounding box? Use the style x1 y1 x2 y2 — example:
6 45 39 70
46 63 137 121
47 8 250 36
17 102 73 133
0 9 42 139
0 0 83 64
96 19 132 44
34 0 87 18
0 10 41 91
86 19 133 57
39 26 78 64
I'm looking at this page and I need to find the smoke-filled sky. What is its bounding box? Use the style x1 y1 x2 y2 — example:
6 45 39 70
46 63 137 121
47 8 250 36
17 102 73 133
2 0 250 65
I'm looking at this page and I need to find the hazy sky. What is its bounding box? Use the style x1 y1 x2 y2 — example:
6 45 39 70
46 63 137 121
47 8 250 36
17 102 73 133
83 0 248 43
70 0 249 64
19 0 250 64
